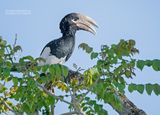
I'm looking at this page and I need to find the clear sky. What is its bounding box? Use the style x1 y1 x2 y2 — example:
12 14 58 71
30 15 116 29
0 0 160 115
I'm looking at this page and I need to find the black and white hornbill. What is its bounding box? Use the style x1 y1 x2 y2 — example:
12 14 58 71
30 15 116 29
38 13 98 66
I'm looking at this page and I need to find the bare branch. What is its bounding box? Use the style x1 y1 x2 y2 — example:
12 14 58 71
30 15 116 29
61 111 79 115
13 33 17 48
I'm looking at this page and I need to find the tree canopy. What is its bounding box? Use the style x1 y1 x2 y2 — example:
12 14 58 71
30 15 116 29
0 36 160 115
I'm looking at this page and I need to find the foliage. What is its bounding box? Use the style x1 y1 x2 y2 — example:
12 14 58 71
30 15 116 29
0 36 160 114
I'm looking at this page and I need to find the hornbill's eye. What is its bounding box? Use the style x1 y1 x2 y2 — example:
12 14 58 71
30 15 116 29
73 17 79 21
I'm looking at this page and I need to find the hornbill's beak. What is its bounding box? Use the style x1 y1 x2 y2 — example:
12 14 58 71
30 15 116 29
73 14 98 35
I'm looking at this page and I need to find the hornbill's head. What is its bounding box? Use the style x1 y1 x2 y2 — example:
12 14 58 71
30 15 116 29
60 13 98 35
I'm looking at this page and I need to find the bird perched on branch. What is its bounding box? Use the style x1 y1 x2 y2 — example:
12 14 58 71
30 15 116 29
38 13 98 66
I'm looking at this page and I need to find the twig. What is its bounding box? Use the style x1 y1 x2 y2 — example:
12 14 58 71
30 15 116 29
68 84 84 115
1 98 16 114
13 33 17 48
78 90 90 103
13 33 18 61
6 47 14 64
61 111 79 115
51 104 54 115
5 34 18 64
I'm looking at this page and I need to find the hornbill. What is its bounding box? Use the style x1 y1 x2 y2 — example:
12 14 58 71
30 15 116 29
38 13 98 66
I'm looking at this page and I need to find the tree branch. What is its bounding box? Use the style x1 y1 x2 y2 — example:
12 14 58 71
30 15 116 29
118 94 146 115
62 70 147 115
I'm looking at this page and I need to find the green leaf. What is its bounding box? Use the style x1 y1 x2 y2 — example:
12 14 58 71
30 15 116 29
78 43 93 54
97 60 104 66
49 65 55 75
20 56 34 63
0 83 7 93
144 60 153 67
6 61 12 68
94 104 100 112
146 84 153 95
128 83 136 93
86 110 92 114
88 100 96 105
22 103 31 113
152 59 160 71
35 57 45 63
0 38 7 47
0 49 4 56
85 97 90 101
13 45 22 52
125 70 132 78
42 65 49 73
117 83 125 93
82 106 88 112
12 77 19 86
128 39 136 46
91 52 98 59
61 66 68 77
81 103 85 107
47 95 55 105
153 84 160 95
129 84 144 94
136 84 144 94
39 76 49 83
54 64 62 76
5 76 12 82
137 60 145 70
3 68 10 77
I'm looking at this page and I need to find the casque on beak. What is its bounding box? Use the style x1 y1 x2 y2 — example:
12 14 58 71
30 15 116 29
73 14 98 35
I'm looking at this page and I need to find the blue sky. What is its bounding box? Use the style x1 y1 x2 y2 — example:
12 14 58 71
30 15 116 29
0 0 160 114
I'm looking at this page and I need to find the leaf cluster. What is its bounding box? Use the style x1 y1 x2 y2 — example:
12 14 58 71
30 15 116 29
0 37 160 115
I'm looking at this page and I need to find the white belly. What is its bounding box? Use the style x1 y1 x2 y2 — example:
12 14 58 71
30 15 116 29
38 47 66 66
